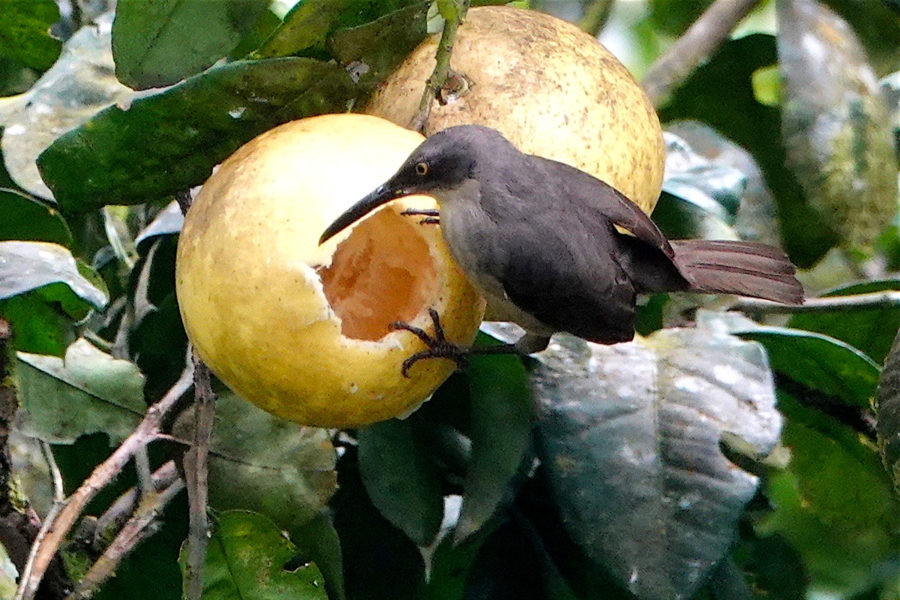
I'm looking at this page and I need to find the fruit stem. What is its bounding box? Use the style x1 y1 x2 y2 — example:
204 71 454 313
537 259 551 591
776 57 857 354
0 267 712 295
409 0 470 132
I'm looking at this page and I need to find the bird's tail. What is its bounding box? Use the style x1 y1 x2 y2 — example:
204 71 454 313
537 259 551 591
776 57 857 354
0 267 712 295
670 240 804 305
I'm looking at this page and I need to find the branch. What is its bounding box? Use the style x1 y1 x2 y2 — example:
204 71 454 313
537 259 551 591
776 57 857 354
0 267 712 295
13 364 194 600
579 0 615 37
409 0 470 132
732 291 900 315
65 467 185 600
642 0 763 107
182 354 217 600
92 461 180 549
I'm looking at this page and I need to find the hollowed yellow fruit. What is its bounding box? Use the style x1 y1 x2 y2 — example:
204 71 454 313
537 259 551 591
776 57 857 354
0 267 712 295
175 114 485 427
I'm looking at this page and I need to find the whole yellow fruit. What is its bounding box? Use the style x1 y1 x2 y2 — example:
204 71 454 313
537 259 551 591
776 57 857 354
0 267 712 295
176 114 485 427
365 5 665 214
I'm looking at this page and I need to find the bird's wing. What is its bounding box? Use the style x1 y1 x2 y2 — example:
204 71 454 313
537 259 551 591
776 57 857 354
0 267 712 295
497 219 638 345
534 156 674 258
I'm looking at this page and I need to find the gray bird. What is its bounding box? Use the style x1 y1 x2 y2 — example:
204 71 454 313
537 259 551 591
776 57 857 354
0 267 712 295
320 125 803 372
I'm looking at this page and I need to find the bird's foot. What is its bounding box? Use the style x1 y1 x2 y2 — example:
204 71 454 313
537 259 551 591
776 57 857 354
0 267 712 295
390 308 468 377
400 208 440 226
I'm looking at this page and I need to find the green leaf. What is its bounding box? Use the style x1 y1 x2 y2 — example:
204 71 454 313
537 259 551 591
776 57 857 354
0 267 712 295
664 120 783 246
737 327 881 408
0 0 61 70
758 389 900 595
331 448 426 600
0 188 72 246
0 241 107 308
0 16 133 199
326 2 429 92
358 418 444 546
186 511 328 600
290 511 346 600
659 34 838 268
112 0 270 89
255 0 354 58
37 57 356 212
533 328 782 600
788 280 900 364
455 340 532 543
778 0 898 252
174 387 337 534
15 338 145 445
876 329 900 493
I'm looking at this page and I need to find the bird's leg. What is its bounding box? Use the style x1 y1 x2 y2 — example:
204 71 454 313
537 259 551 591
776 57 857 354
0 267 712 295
390 308 523 377
400 208 440 226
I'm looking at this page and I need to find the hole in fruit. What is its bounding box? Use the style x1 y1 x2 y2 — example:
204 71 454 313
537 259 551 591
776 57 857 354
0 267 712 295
318 208 439 341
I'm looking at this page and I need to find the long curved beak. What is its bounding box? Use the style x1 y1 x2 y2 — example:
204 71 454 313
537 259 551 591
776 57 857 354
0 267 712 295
319 183 401 245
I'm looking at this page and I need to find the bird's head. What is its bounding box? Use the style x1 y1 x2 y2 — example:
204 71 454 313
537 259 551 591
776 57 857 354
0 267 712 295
319 125 513 244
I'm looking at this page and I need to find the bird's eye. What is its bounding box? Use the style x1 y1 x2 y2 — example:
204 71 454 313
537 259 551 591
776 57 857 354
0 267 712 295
415 162 428 176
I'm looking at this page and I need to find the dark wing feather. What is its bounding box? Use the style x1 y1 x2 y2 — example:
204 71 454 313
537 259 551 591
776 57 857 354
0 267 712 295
497 216 638 345
533 155 674 257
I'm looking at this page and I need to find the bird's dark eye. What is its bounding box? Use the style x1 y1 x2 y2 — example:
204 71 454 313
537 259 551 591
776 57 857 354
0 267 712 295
415 162 428 176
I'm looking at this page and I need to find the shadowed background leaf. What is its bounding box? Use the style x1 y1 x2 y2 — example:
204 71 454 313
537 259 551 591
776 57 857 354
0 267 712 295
778 0 898 253
533 326 782 600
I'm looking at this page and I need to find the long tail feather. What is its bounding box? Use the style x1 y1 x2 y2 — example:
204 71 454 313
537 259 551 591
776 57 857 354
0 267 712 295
670 240 804 305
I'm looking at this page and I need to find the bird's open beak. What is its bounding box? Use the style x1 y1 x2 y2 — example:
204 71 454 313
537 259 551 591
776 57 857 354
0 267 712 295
319 183 402 245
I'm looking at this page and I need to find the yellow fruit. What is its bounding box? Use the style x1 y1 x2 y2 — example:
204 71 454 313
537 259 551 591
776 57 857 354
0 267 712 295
365 5 665 215
176 114 485 427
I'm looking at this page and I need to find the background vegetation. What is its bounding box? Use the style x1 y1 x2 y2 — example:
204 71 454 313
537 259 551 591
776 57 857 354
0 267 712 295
1 0 900 598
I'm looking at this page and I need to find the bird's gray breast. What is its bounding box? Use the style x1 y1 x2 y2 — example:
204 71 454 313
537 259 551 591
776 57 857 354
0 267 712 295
437 179 555 334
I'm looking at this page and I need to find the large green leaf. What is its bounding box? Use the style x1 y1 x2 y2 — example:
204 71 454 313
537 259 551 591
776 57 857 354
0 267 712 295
15 338 145 445
112 0 270 89
0 0 61 70
255 0 354 58
186 511 328 600
331 448 426 600
778 0 898 252
0 240 106 307
0 188 71 245
533 327 782 600
759 390 900 595
326 2 430 92
737 328 880 408
37 57 356 212
659 34 837 267
455 339 533 543
0 16 133 199
358 417 444 546
876 329 900 493
788 280 900 364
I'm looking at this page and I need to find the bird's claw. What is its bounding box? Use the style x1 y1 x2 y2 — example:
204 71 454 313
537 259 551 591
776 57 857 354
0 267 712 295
389 308 468 377
400 208 440 226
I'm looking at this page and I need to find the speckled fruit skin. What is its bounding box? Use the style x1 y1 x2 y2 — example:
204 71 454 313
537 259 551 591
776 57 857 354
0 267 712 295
175 114 485 428
365 6 665 215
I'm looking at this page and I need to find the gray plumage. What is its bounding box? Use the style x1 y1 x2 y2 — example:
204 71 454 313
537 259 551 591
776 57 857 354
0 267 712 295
320 125 803 355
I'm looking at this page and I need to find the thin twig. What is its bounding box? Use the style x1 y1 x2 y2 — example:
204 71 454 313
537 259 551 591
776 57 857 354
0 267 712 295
40 442 65 503
732 291 900 315
579 0 615 37
134 446 154 493
93 461 180 550
182 354 217 600
14 364 194 600
174 189 193 215
409 0 470 132
66 474 185 600
642 0 763 107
